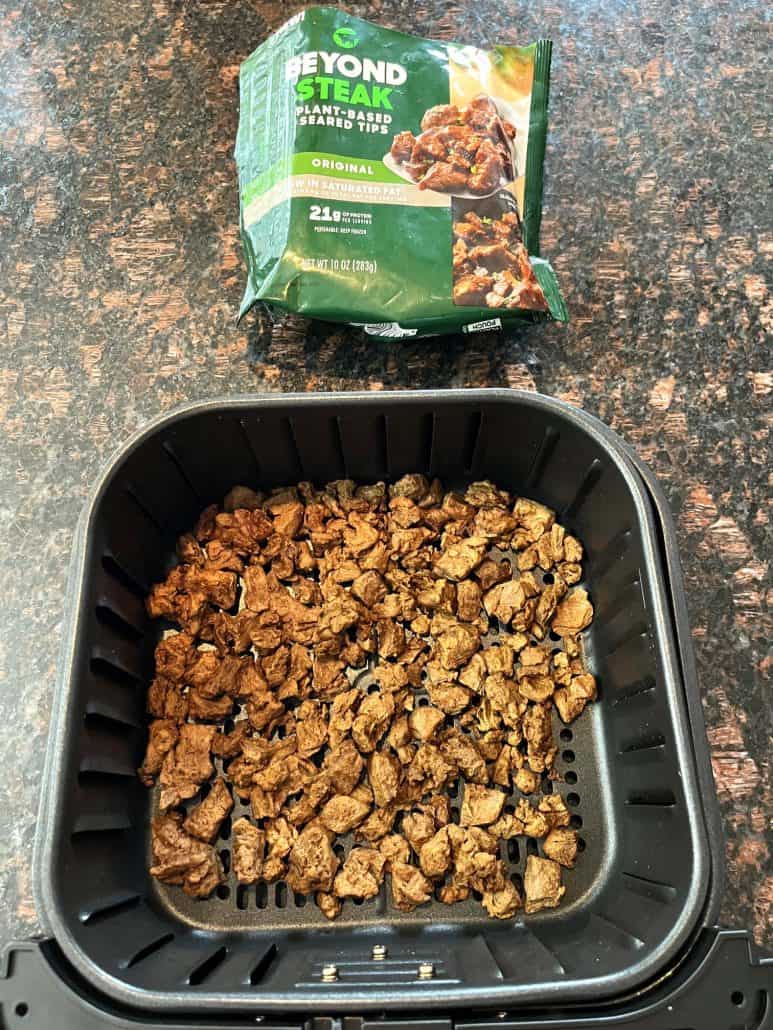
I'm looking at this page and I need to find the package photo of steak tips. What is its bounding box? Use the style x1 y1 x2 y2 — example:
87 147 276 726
235 7 567 337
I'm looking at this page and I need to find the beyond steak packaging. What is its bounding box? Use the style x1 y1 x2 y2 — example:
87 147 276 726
235 7 567 337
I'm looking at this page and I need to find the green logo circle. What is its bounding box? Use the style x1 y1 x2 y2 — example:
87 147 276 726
333 26 358 49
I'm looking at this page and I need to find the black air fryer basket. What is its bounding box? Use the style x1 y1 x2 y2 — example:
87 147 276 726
3 391 768 1028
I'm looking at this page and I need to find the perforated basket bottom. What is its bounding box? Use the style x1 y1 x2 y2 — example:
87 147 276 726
150 559 600 933
153 720 592 932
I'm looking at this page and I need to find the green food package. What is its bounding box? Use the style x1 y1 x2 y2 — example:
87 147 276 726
235 7 567 337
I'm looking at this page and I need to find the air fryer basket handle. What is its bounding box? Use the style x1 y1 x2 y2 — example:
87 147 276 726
1 931 770 1029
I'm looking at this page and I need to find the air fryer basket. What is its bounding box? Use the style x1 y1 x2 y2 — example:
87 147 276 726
36 390 713 1014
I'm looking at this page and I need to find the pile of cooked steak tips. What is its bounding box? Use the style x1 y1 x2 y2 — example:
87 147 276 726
390 96 515 195
453 211 548 311
139 475 596 920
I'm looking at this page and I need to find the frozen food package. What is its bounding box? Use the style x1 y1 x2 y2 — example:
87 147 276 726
235 7 567 337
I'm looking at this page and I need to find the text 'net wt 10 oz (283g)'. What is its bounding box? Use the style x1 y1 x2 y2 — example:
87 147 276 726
235 6 567 338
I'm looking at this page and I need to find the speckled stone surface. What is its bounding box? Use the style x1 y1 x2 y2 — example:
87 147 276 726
0 0 769 955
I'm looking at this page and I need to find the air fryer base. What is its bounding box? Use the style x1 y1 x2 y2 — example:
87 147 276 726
1 930 770 1029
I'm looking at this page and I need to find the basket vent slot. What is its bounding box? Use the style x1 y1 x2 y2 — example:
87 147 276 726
95 604 144 642
595 578 641 622
90 656 142 688
236 418 262 481
621 732 666 754
284 418 305 478
101 554 148 597
562 459 603 520
622 872 678 904
462 410 483 472
591 912 645 950
287 416 347 482
162 441 202 504
80 893 142 925
83 709 139 734
626 790 676 807
605 621 649 657
588 527 632 576
278 417 304 482
124 484 167 536
525 425 559 488
331 416 348 476
375 413 389 477
422 412 437 476
525 928 567 975
126 933 175 968
188 946 228 985
610 676 656 706
249 943 278 985
78 764 136 784
337 413 390 482
71 812 132 837
384 411 434 477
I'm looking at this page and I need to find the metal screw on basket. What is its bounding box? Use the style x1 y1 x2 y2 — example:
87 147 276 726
372 944 388 961
321 963 339 983
417 961 435 980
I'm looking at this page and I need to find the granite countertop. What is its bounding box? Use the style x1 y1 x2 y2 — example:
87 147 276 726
0 0 769 954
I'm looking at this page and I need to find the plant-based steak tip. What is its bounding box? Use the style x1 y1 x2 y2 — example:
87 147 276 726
390 96 516 195
139 474 596 922
453 211 548 311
